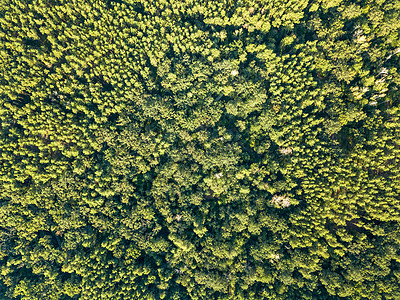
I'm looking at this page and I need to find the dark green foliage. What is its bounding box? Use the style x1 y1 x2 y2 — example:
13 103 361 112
1 0 400 299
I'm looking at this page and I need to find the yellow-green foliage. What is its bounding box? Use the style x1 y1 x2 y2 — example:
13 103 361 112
0 0 400 299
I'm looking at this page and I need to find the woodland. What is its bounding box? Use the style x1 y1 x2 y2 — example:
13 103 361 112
0 0 400 299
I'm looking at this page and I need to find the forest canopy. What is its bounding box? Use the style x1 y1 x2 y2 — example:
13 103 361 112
0 0 400 299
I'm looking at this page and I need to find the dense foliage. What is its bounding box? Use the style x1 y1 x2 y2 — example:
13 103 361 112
1 0 400 299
